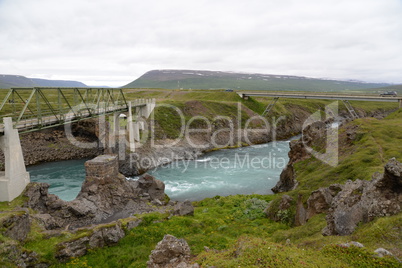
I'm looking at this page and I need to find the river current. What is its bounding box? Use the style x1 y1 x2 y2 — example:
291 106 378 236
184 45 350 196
28 139 293 201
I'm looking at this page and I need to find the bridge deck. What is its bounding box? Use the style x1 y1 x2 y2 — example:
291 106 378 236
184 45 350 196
0 102 147 134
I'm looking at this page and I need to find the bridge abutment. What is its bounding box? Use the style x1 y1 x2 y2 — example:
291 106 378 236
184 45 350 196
0 117 30 202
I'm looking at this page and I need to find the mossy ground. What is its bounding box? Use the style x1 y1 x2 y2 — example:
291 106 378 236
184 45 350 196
49 196 401 268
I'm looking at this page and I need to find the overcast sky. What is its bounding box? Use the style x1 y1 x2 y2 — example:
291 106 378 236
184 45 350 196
0 0 401 87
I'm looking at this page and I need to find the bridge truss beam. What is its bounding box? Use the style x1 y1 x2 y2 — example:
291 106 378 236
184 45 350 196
0 87 128 134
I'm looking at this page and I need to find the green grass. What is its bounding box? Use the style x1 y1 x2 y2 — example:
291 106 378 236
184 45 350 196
0 194 27 213
53 195 286 267
196 237 400 267
1 194 400 267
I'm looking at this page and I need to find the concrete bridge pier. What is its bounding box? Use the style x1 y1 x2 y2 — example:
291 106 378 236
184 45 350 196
106 112 124 155
128 103 135 152
0 117 30 202
94 98 156 154
126 99 156 152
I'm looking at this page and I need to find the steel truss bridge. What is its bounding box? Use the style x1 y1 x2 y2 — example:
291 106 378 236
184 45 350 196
0 87 148 134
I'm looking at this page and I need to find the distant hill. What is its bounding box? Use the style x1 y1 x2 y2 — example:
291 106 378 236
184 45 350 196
123 70 390 92
0 74 87 89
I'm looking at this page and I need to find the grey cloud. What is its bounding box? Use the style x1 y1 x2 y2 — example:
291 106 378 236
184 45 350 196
0 0 402 86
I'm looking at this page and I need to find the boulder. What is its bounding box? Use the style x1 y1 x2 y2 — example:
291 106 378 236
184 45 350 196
135 173 166 201
147 234 199 268
101 223 125 245
338 241 365 248
374 248 394 258
172 200 194 216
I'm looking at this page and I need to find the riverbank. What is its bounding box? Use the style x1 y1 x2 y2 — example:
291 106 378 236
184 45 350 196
0 92 397 175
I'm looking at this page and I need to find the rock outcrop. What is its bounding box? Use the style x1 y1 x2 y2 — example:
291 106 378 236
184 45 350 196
295 194 307 226
147 234 199 268
0 211 31 242
23 155 170 229
306 184 342 219
272 121 326 193
264 194 294 222
267 158 402 236
322 158 402 236
271 163 298 193
55 222 126 262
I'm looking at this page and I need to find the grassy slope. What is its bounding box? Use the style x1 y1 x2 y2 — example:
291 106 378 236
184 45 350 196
1 92 401 267
293 113 402 194
124 89 399 140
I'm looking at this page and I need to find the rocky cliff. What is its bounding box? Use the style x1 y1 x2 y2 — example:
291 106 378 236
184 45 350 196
271 120 327 193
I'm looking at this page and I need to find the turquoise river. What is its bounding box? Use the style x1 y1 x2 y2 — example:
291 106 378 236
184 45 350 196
28 139 294 201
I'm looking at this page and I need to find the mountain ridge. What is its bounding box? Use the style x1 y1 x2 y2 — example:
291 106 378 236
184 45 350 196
0 74 87 89
123 69 391 92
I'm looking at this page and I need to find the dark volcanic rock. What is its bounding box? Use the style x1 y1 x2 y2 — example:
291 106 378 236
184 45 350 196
56 236 90 262
322 158 402 236
134 173 166 201
1 211 31 242
56 222 125 262
306 185 342 219
271 163 298 193
23 155 170 229
172 200 194 216
147 234 199 268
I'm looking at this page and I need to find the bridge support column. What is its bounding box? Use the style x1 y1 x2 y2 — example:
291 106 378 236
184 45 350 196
0 117 30 202
133 122 141 141
127 102 135 152
105 112 120 154
139 98 156 118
